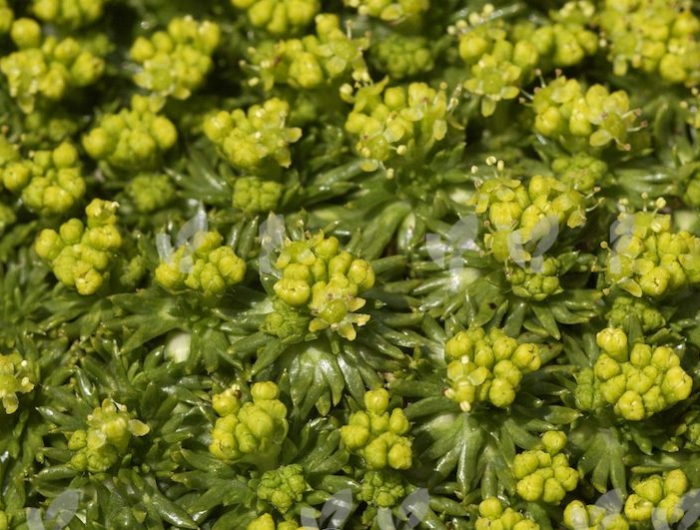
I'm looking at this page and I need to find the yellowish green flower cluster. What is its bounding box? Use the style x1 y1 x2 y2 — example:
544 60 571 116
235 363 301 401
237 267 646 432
444 327 541 411
31 0 105 29
455 2 597 117
593 328 692 421
624 469 687 524
371 35 433 80
247 514 298 530
533 76 644 151
68 399 150 473
0 18 105 113
513 1 599 69
340 389 412 470
475 498 539 530
0 141 85 216
34 199 122 295
244 14 369 92
126 173 175 213
256 464 308 514
155 230 246 296
472 174 587 265
513 431 579 505
204 98 302 174
82 95 178 171
598 0 700 86
0 0 14 33
605 210 700 298
233 177 284 215
606 295 666 333
358 471 405 508
0 352 36 415
209 382 288 464
344 80 448 172
343 0 428 22
230 0 319 36
551 153 607 194
18 107 80 148
563 499 629 529
268 232 375 340
507 257 563 301
130 16 221 100
455 14 536 117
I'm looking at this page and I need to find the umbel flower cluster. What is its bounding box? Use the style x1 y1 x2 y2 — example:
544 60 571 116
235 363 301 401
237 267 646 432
444 326 541 411
68 399 150 473
209 382 288 465
340 389 412 470
0 139 85 215
34 199 122 295
265 232 375 340
4 0 700 528
0 18 104 113
130 16 221 100
587 328 692 421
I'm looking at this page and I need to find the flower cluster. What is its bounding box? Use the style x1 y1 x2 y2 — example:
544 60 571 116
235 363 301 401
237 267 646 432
371 34 433 80
209 382 289 464
455 14 536 117
344 80 448 172
31 0 105 29
624 469 687 524
455 2 597 117
247 514 298 530
68 399 150 473
155 230 246 296
592 328 692 421
0 0 13 33
473 174 587 265
0 352 36 415
0 141 85 216
233 177 284 215
563 499 629 529
507 257 563 301
606 295 666 334
34 199 122 295
358 471 405 508
204 98 302 174
444 327 541 411
265 232 375 340
126 173 175 213
513 431 579 505
0 18 105 113
343 0 429 22
598 0 700 86
533 76 645 152
513 1 598 69
605 210 700 298
244 14 369 92
476 498 539 530
17 107 80 149
230 0 319 36
130 16 221 100
340 389 412 470
82 95 178 171
551 153 607 194
256 464 309 515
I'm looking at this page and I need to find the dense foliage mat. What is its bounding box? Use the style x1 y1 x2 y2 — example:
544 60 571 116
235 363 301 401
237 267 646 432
3 0 700 528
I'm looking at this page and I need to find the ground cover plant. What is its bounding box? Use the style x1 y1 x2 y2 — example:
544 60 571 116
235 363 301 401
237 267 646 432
3 0 700 528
